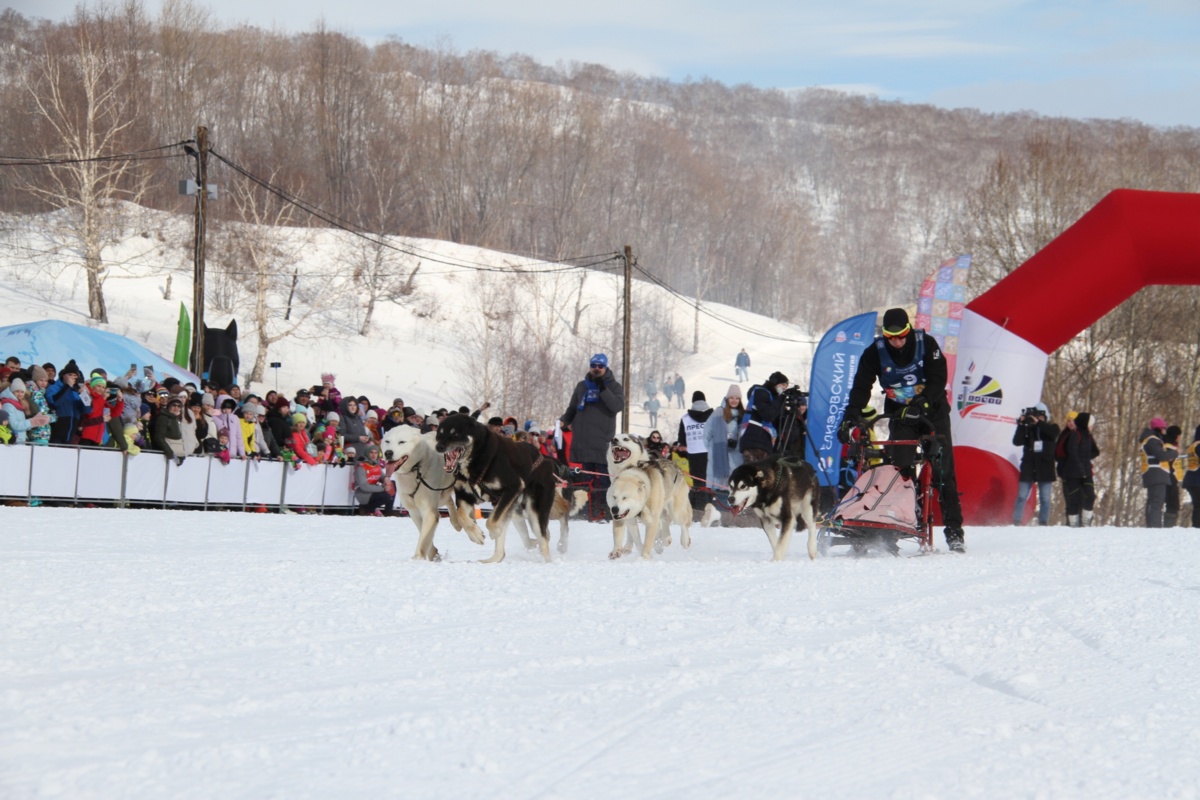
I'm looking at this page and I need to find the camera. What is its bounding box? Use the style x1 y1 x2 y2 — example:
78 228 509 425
781 387 807 411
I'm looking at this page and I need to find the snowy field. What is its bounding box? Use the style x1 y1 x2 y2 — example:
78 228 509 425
3 507 1199 799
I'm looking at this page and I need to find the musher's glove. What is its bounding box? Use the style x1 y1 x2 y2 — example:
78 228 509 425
837 419 861 444
900 403 925 422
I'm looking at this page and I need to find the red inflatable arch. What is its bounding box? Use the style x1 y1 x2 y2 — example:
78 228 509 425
956 189 1200 525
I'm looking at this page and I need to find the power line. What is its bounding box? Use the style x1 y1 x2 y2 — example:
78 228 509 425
0 142 188 167
632 264 814 344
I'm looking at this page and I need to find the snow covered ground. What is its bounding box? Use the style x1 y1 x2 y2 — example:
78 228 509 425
3 507 1199 798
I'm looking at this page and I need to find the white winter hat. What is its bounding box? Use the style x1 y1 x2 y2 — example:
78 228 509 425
8 377 26 393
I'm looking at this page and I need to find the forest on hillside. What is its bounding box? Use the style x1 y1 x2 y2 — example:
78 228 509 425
4 1 1200 523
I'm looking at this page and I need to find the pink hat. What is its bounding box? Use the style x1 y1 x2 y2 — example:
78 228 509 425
1150 417 1167 430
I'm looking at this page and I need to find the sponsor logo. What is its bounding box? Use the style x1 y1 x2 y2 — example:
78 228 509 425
957 361 1003 418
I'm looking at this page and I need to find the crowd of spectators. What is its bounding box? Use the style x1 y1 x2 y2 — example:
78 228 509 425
0 355 583 512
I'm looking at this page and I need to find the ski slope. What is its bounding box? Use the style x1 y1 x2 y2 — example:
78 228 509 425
3 507 1198 798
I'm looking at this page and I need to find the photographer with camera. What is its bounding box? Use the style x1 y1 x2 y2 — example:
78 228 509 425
843 308 965 552
1010 402 1059 526
739 371 791 462
778 387 809 459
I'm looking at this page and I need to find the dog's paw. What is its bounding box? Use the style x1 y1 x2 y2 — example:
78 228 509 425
465 525 485 545
608 549 623 560
682 532 692 549
557 539 568 554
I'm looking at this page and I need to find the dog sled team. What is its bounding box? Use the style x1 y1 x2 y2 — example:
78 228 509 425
379 417 822 564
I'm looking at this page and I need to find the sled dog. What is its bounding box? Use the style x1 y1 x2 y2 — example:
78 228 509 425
606 467 667 559
512 486 589 554
607 433 692 551
435 413 558 563
727 455 820 561
381 425 477 561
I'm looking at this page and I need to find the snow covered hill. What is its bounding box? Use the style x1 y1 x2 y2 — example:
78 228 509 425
0 205 814 435
2 507 1198 798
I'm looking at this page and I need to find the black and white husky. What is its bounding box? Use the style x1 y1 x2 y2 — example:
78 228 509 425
435 413 558 563
727 456 820 561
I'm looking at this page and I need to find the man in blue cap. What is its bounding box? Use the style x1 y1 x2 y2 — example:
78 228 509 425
561 353 625 519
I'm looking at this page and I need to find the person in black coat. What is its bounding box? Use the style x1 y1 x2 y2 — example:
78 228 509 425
739 371 790 463
1057 411 1100 526
1010 402 1060 525
844 307 965 552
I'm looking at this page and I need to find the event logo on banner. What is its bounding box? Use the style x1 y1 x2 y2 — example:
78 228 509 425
914 254 972 400
805 311 878 487
951 310 1049 470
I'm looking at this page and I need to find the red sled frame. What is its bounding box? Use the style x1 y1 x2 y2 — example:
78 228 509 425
818 417 939 556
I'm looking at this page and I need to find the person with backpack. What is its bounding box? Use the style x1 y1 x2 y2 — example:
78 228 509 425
1057 411 1100 526
842 308 966 552
1011 402 1059 526
739 371 790 462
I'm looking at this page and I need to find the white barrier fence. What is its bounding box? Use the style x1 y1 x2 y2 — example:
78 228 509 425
0 445 356 510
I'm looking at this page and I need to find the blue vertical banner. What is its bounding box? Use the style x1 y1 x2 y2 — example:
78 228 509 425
805 311 878 487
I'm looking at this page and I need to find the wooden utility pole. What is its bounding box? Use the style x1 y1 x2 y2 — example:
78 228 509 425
191 125 209 378
622 244 633 433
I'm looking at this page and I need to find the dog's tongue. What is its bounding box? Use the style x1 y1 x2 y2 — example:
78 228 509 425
730 503 744 516
443 447 461 473
611 447 631 463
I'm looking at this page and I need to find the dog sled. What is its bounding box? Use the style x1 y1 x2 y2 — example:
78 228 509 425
816 412 939 556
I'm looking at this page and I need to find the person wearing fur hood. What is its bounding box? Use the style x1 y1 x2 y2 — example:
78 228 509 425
704 384 745 490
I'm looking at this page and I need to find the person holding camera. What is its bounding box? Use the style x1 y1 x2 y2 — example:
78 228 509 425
1011 402 1059 526
739 371 791 462
843 307 965 552
778 388 809 459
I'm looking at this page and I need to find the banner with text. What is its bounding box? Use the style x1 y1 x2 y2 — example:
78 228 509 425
805 311 877 487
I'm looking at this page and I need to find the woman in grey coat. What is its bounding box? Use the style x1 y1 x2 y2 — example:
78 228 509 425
704 384 745 492
339 396 371 458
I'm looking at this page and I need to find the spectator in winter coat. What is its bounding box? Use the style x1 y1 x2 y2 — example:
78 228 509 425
293 388 317 430
75 375 109 446
673 374 686 409
319 373 342 416
662 375 674 408
27 365 55 445
380 405 405 433
0 379 50 443
1164 424 1184 528
289 417 318 467
561 353 625 518
340 396 371 457
1181 425 1200 528
735 348 751 382
44 360 86 444
646 430 669 459
213 398 247 460
704 384 745 492
153 396 187 461
265 399 293 452
740 371 790 463
678 391 713 501
1057 411 1100 526
1140 417 1172 528
1011 402 1059 526
354 443 395 515
644 395 661 428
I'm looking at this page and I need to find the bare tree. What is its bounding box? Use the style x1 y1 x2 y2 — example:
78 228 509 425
16 3 154 322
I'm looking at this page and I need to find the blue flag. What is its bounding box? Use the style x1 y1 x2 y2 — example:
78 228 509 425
805 311 878 487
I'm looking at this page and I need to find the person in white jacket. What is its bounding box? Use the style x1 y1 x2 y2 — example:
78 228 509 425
0 379 50 444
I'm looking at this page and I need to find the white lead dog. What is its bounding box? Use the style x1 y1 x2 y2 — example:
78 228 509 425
381 426 480 560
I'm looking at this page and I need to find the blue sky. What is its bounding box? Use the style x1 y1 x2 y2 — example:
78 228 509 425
10 0 1200 127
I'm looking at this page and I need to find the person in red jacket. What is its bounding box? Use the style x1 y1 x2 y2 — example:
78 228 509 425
288 416 319 467
78 375 111 446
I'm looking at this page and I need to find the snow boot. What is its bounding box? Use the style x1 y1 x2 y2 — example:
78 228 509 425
1081 509 1094 526
1067 514 1081 527
945 527 965 553
1165 512 1178 528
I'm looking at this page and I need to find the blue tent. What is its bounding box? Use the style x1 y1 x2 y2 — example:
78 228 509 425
0 319 200 385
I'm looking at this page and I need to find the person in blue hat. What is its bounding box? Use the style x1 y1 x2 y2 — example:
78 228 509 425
561 353 625 519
